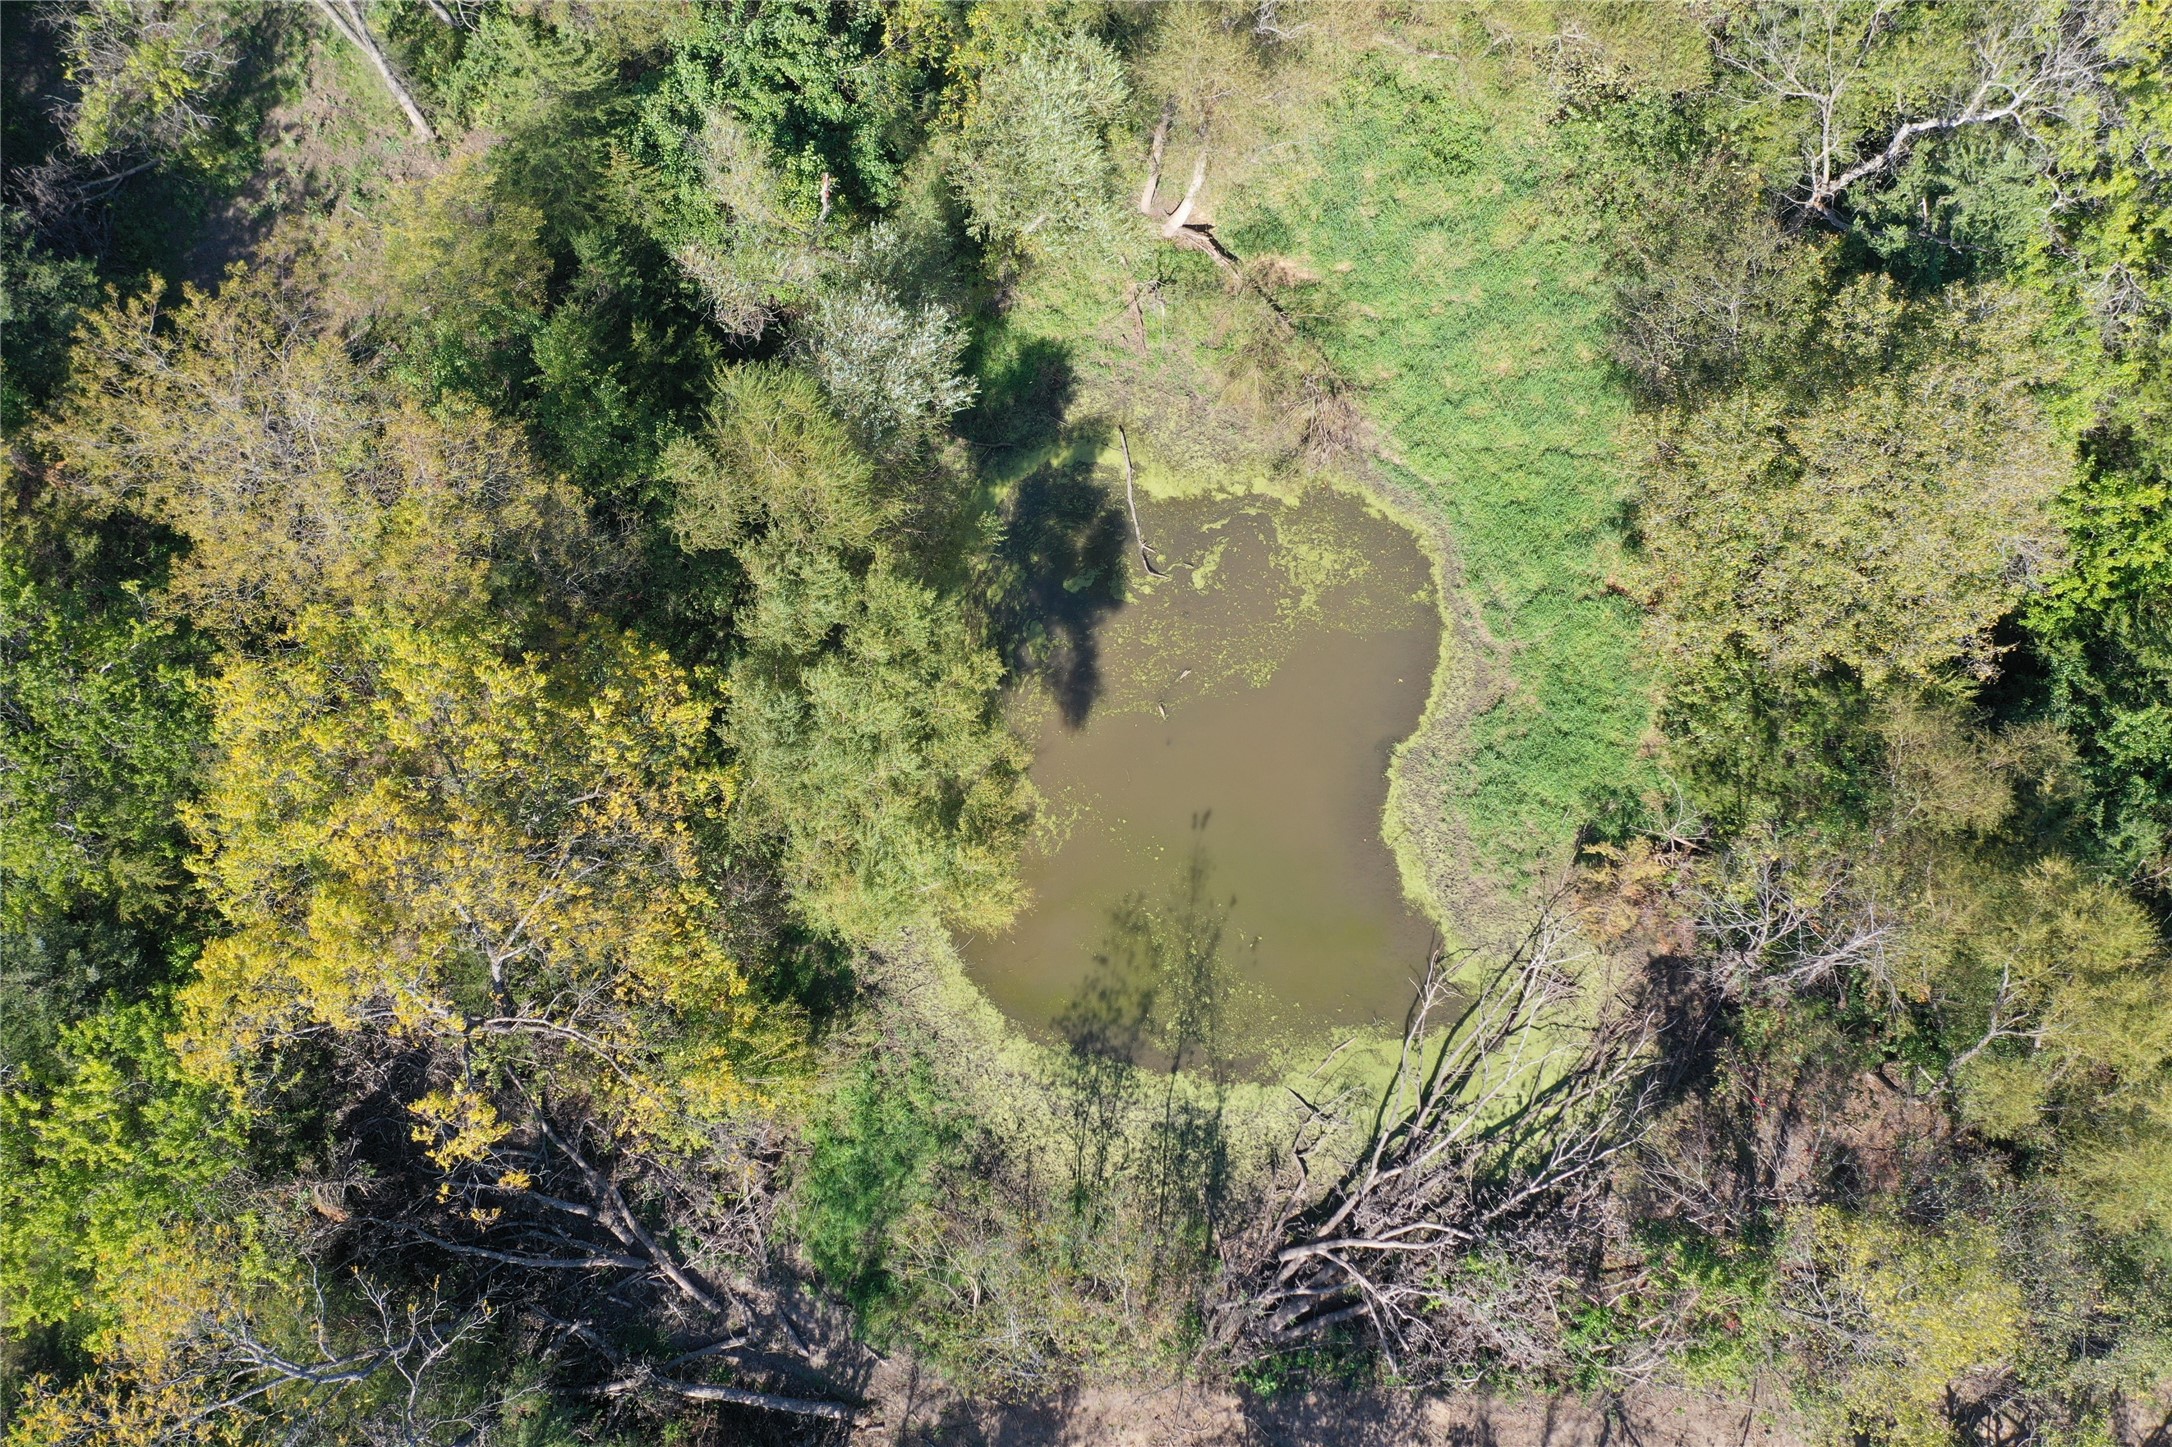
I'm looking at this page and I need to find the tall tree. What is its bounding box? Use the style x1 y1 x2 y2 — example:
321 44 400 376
666 364 1031 942
1641 276 2068 683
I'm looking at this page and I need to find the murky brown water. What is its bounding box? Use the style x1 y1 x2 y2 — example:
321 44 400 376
963 485 1441 1047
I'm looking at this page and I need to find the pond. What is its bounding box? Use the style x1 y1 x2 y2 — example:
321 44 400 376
962 481 1443 1052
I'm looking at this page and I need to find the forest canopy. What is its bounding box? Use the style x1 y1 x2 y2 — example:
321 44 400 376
4 2 2172 1446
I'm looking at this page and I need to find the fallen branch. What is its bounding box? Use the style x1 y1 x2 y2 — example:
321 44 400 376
1162 147 1209 237
1158 147 1241 275
1219 908 1662 1376
378 1221 647 1273
1124 281 1150 355
1117 425 1169 580
70 157 160 202
534 1118 738 1323
593 1373 859 1421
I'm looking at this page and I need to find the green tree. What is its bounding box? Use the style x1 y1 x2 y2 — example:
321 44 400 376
0 1003 261 1364
2 1003 499 1447
1730 682 2172 1240
0 214 99 434
726 558 1029 942
0 540 208 1074
1787 1207 2026 1447
32 263 599 635
373 150 552 402
1641 276 2068 683
2016 0 2172 877
666 365 1030 942
664 362 890 559
1910 857 2172 1150
797 279 976 458
368 6 720 496
948 29 1128 260
641 0 924 215
0 550 203 935
624 1 929 341
54 1 272 175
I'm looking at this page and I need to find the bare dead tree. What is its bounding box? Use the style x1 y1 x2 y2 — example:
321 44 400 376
1716 0 2104 229
1217 914 1663 1381
1252 2 1311 44
348 1072 865 1427
25 1272 504 1446
1137 102 1241 274
219 1276 498 1444
1129 80 1368 467
1695 848 1894 1004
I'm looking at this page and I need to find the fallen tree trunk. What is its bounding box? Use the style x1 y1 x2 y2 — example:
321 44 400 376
592 1373 861 1422
310 0 436 143
355 1072 862 1424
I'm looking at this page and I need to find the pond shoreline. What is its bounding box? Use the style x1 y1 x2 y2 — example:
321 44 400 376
963 477 1445 1051
914 442 1537 1113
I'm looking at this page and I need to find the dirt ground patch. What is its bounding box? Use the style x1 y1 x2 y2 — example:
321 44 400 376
856 1372 1805 1447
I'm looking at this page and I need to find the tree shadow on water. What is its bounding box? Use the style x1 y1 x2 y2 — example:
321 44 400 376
965 333 1131 726
1055 891 1155 1229
994 444 1131 728
1053 824 1239 1264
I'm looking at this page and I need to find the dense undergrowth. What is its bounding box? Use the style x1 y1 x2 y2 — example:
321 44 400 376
5 3 2172 1446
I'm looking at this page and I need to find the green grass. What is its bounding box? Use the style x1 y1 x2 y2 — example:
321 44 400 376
791 1053 966 1331
1229 60 1659 881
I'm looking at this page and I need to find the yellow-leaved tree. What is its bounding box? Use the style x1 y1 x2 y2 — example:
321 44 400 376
1789 1207 2026 1447
177 606 785 1136
31 258 602 636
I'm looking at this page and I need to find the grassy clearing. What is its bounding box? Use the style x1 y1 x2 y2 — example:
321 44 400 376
1226 55 1658 894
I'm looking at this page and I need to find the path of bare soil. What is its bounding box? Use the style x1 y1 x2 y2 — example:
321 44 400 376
854 1372 1805 1447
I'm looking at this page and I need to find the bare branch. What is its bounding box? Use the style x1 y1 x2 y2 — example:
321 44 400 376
1117 425 1170 579
1218 908 1662 1380
1716 0 2104 228
1162 147 1210 238
1140 101 1174 216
